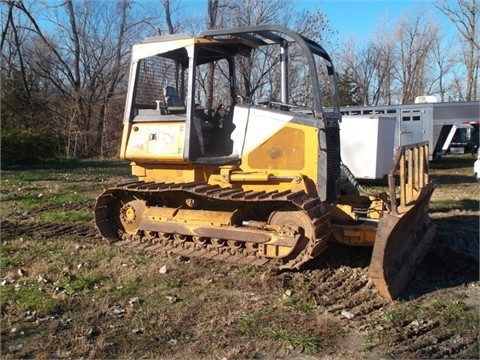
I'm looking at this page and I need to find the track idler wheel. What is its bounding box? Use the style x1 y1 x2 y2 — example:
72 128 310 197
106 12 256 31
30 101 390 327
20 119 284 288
119 200 147 235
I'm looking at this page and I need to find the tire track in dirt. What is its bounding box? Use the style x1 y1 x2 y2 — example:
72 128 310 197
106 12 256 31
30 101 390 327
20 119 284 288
2 219 98 239
282 240 478 358
39 201 94 212
379 316 476 359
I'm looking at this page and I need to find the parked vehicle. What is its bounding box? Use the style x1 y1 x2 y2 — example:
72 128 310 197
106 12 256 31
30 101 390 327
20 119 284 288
474 148 480 183
94 25 437 301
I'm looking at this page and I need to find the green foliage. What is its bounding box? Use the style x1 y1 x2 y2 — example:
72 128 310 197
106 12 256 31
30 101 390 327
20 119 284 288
1 121 60 164
1 69 61 164
337 71 362 106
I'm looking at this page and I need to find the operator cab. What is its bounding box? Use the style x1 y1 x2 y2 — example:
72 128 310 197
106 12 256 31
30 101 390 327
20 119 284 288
121 26 341 165
122 33 248 162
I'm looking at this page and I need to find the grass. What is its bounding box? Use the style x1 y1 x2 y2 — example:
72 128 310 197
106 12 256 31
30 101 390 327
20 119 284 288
430 155 477 172
236 309 324 352
236 311 263 336
385 305 410 326
40 209 93 222
0 155 478 359
269 327 322 352
281 292 316 312
1 158 129 174
1 283 62 317
384 295 479 331
55 273 103 293
424 299 479 331
429 198 479 213
363 332 377 352
384 302 422 326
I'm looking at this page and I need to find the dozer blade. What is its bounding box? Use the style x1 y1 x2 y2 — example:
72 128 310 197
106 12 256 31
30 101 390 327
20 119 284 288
369 181 437 301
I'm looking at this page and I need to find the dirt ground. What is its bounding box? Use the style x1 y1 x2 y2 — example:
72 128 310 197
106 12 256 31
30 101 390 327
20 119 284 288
1 156 479 359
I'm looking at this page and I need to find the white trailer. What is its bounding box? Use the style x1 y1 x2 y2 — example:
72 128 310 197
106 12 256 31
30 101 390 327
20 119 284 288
340 101 480 160
340 115 396 179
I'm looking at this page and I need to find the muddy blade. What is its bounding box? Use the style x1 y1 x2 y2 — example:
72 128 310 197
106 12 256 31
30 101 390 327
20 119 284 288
369 182 437 301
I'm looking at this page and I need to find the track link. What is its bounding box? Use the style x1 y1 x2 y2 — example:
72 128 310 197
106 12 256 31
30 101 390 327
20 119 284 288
95 181 332 269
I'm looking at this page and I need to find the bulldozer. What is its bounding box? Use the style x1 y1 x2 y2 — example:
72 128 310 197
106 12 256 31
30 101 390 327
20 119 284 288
95 25 437 301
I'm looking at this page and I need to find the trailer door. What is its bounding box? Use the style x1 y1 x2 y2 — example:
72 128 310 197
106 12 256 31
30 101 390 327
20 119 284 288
400 109 423 145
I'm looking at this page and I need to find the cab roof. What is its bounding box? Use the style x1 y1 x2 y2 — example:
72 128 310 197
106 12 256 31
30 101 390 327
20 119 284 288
134 33 255 66
134 24 333 67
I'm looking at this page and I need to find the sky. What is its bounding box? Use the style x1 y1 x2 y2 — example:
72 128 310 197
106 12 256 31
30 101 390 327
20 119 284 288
187 0 456 44
314 0 452 41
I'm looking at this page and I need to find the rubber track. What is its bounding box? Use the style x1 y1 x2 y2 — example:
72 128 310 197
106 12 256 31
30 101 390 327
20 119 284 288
96 180 332 268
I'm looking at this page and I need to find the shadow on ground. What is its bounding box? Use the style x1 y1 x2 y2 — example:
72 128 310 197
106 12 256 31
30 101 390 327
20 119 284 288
430 174 477 185
1 158 127 171
302 213 479 301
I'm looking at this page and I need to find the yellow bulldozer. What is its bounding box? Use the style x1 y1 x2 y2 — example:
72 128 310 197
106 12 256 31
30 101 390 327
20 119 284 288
95 25 437 301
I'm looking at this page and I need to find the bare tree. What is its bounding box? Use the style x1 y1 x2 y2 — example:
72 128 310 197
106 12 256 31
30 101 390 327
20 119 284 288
189 0 292 106
393 11 439 103
160 0 187 35
162 0 175 34
436 0 479 101
5 0 161 158
427 32 455 101
371 27 396 105
341 39 379 105
339 21 396 106
205 0 219 109
1 0 31 111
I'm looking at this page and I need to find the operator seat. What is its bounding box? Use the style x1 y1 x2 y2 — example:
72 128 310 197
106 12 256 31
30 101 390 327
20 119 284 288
164 86 186 114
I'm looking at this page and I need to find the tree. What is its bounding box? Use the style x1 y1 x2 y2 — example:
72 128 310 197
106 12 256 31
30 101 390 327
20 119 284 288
205 0 219 109
2 0 161 159
436 0 479 101
336 71 361 106
340 39 380 106
393 10 440 103
427 32 455 101
0 0 60 162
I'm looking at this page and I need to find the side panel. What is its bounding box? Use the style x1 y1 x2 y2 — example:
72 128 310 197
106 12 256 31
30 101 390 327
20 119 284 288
241 107 295 154
400 109 424 145
237 107 319 187
230 106 250 157
248 127 305 170
124 122 186 161
340 116 395 179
